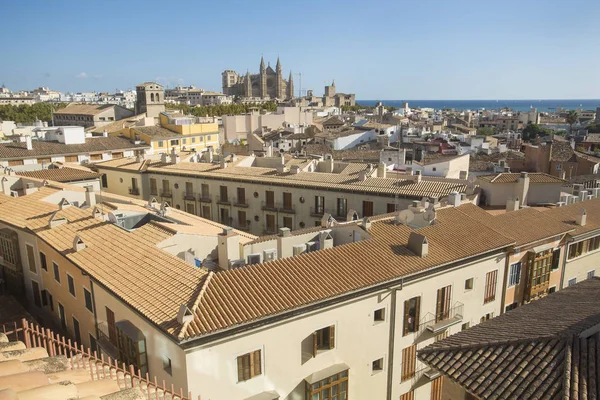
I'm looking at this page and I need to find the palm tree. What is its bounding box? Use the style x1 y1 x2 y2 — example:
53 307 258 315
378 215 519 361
566 110 579 134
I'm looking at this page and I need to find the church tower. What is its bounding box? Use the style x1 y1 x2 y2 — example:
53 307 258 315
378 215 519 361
287 71 294 99
260 56 267 98
244 71 252 97
275 57 283 99
135 82 164 118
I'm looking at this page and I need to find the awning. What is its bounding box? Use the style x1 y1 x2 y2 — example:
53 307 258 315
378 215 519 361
305 363 350 385
244 391 279 400
530 242 556 254
427 315 463 334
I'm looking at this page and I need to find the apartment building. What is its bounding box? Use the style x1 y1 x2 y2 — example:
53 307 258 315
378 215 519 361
94 153 476 235
477 172 565 206
53 104 135 128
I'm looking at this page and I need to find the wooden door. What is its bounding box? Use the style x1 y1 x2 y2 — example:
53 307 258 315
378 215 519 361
106 307 117 344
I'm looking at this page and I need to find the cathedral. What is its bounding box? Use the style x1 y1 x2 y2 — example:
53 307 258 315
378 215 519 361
222 57 294 100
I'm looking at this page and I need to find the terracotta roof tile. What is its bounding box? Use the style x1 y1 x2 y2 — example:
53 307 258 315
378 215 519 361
16 167 101 183
477 172 565 184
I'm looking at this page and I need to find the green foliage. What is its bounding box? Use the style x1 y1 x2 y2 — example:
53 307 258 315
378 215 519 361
522 123 552 142
0 103 68 124
587 124 600 133
477 127 495 136
165 101 278 117
565 110 579 126
340 103 397 113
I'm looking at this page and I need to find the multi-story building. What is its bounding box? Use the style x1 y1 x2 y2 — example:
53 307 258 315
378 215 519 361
222 106 313 142
3 170 600 400
135 82 165 118
94 153 476 235
222 57 294 100
53 104 136 128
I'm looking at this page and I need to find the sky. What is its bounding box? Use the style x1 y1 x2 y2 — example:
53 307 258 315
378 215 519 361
2 0 600 100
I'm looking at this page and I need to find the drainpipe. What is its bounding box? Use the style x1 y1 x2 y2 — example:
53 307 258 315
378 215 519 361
90 279 100 344
559 238 572 290
386 284 400 400
500 249 512 313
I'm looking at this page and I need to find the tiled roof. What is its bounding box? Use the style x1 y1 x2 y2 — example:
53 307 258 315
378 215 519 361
550 140 576 162
0 137 149 160
418 278 600 400
54 104 116 115
16 167 101 182
131 126 184 139
477 172 565 184
544 197 600 237
180 206 515 339
87 113 146 134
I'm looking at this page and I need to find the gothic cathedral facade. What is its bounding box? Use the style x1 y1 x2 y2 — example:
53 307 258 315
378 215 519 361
222 57 294 100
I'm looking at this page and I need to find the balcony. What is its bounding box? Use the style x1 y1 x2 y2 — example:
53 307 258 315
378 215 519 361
96 321 118 359
216 195 230 205
279 203 296 214
183 192 196 201
199 193 211 203
160 189 172 198
310 206 325 217
261 201 278 212
263 223 279 235
412 365 442 388
234 198 249 208
420 302 464 334
128 187 140 196
150 189 158 196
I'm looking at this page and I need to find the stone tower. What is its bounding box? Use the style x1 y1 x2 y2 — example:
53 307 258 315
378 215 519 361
324 80 336 97
275 57 283 99
222 70 239 96
244 71 252 97
287 71 294 99
259 57 267 98
135 82 165 118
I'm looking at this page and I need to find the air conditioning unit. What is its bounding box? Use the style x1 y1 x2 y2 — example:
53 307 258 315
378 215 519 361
229 259 245 269
247 254 261 265
263 249 277 262
306 241 320 253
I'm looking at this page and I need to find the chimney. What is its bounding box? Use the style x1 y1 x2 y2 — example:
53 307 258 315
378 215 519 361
358 170 368 181
362 217 371 231
278 227 291 237
85 185 96 207
459 171 468 180
217 227 239 270
377 162 387 178
324 154 334 173
506 196 520 212
276 227 292 258
405 166 413 176
408 232 428 257
290 165 301 174
515 172 530 206
160 153 168 163
170 147 179 164
447 191 461 207
576 209 587 226
414 170 422 183
73 236 86 252
560 170 566 180
25 136 32 150
220 158 227 169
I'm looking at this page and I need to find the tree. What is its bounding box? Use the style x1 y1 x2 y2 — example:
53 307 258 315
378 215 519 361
521 123 552 142
565 110 579 134
0 103 67 124
477 127 494 136
587 123 600 133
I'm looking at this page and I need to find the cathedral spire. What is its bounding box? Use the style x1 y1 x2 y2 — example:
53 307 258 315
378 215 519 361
260 56 266 71
332 80 335 87
276 57 282 72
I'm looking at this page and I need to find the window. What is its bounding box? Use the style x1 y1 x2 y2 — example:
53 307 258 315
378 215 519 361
191 137 196 143
484 270 498 303
508 262 521 286
219 185 228 202
527 250 553 298
588 270 596 280
505 302 518 312
283 216 293 230
283 192 292 210
39 252 47 271
236 187 246 205
372 358 384 373
170 139 179 146
362 200 374 217
549 286 556 294
568 237 600 259
106 307 117 345
58 303 67 330
313 325 335 355
336 198 347 217
305 370 348 400
67 274 76 297
31 281 41 307
89 334 97 354
101 174 108 188
73 317 81 345
403 296 420 335
163 355 172 375
568 278 577 287
399 391 414 400
552 249 560 270
26 244 36 273
465 278 473 290
236 349 261 382
90 154 102 161
401 344 416 381
158 141 164 148
461 322 470 331
314 195 325 215
374 308 385 322
387 203 396 213
436 285 452 322
53 262 60 283
84 288 93 313
480 312 494 323
150 178 158 195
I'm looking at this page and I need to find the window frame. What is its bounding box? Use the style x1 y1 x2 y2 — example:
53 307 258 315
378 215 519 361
372 356 385 374
373 307 386 324
403 296 420 335
508 262 521 287
312 324 336 356
236 348 262 382
39 252 48 271
26 243 37 274
53 262 61 283
83 287 94 313
484 270 498 303
67 273 76 298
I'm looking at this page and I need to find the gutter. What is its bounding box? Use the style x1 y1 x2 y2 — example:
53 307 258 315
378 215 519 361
386 284 400 400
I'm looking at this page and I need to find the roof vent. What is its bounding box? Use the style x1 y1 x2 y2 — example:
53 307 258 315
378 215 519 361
278 227 291 237
408 232 428 258
73 236 86 252
576 208 587 226
362 217 371 231
48 211 67 228
58 198 71 210
92 205 103 219
176 304 194 325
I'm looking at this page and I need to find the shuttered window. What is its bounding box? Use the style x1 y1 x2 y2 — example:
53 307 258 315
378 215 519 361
313 325 335 356
236 349 261 382
435 285 452 322
399 391 414 400
431 377 443 400
484 270 498 304
403 296 420 335
401 344 417 381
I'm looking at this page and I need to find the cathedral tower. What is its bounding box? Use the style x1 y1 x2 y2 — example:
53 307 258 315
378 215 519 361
287 71 294 99
275 57 283 99
244 71 252 97
260 56 267 98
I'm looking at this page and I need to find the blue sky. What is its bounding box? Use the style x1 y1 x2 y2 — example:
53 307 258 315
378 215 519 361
2 0 600 99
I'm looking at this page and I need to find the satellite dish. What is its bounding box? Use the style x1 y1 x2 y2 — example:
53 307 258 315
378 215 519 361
396 209 415 225
423 209 437 222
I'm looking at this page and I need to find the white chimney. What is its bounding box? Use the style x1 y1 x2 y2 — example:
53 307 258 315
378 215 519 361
576 209 587 226
85 185 96 207
506 196 520 212
377 162 387 178
408 232 428 258
25 136 32 150
447 191 461 207
358 170 368 181
414 170 422 183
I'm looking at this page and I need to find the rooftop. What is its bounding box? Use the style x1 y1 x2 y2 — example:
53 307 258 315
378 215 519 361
54 103 118 115
477 172 565 184
419 278 600 400
16 167 101 183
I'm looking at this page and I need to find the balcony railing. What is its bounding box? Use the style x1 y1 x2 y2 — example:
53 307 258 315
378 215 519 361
183 192 196 201
310 206 325 217
160 189 172 198
150 188 158 196
234 198 249 207
199 193 211 202
261 201 278 211
279 203 296 214
216 195 230 205
420 302 464 334
128 187 140 195
263 223 279 235
96 321 118 360
412 364 441 388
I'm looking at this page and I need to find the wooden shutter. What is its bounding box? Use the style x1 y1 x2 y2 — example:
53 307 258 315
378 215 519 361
431 377 443 400
484 270 498 303
403 299 410 335
252 350 261 377
400 390 415 400
329 325 335 349
312 331 317 357
106 307 117 344
414 297 421 331
237 356 244 382
401 344 416 381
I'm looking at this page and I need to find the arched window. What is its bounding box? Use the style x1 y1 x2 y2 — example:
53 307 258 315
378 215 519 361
156 93 160 102
151 93 155 102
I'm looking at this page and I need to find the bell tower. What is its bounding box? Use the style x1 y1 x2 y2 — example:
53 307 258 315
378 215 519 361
135 82 165 118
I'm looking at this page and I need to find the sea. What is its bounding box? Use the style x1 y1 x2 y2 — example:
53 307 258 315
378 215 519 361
357 99 600 113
